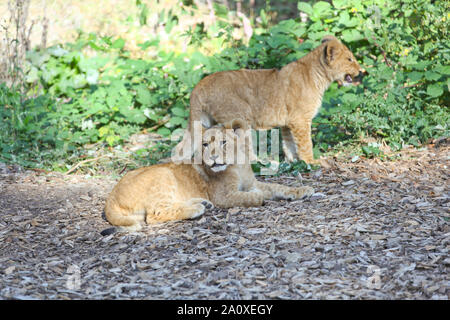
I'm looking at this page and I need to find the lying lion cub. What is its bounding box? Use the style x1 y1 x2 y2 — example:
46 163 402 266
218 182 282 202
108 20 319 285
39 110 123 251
180 35 365 164
104 120 314 232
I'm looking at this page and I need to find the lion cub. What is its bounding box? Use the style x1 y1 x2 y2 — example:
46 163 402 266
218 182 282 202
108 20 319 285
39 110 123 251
179 35 365 164
104 120 314 232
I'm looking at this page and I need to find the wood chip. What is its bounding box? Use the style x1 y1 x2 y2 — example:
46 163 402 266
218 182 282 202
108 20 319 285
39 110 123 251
0 145 448 299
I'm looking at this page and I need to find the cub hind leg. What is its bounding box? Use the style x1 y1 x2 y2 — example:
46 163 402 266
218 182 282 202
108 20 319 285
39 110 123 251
281 127 299 163
104 199 146 232
145 198 213 224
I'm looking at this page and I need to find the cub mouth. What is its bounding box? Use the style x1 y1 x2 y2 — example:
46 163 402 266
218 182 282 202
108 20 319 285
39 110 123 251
344 74 353 84
337 74 353 87
210 163 227 172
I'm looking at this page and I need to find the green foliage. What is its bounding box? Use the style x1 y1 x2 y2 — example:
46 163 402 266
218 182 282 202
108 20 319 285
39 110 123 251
277 160 314 176
0 0 448 173
0 83 70 169
361 143 383 159
301 0 449 152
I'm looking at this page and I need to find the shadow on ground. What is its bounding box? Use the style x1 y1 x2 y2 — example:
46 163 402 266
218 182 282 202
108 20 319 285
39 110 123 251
0 145 448 299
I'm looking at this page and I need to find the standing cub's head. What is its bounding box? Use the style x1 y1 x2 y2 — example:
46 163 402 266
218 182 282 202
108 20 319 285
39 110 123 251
200 119 254 174
320 35 366 86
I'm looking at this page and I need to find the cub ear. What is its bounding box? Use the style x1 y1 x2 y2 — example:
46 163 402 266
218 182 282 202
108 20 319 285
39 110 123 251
321 35 337 43
229 119 248 131
200 111 216 129
232 119 247 130
324 42 340 64
224 119 249 136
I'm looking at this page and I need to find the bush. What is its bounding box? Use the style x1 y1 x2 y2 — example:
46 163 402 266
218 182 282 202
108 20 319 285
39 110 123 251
312 0 449 151
239 0 449 153
0 83 69 168
1 0 448 172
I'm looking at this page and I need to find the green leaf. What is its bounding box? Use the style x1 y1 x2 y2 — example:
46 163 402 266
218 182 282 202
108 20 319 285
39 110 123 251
25 66 39 83
106 94 117 108
78 56 108 72
98 126 109 137
260 9 268 26
88 41 102 51
412 61 431 70
139 3 149 26
426 84 443 97
143 108 160 121
169 116 185 126
85 102 107 115
332 0 348 9
434 65 450 75
72 74 87 89
26 50 50 67
111 38 125 50
341 93 358 105
106 135 119 146
291 25 306 37
407 71 423 82
138 39 159 50
379 66 394 80
171 106 186 117
47 46 68 57
313 1 331 15
116 94 132 108
338 11 351 26
424 71 441 81
213 2 228 18
297 2 313 15
41 66 60 83
341 29 363 42
135 84 151 105
85 69 99 85
157 127 171 137
362 145 382 158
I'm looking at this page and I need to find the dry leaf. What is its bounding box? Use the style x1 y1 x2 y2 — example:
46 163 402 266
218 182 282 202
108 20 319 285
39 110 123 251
0 145 447 299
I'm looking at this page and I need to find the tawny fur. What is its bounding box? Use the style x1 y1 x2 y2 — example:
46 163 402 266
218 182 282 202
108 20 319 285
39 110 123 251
104 120 314 230
182 35 364 164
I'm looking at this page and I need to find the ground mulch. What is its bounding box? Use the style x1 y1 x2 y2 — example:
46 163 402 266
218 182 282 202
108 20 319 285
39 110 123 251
0 144 448 299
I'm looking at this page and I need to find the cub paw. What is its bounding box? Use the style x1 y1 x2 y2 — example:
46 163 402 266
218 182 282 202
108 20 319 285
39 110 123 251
308 159 321 165
249 188 265 205
283 186 314 200
296 186 315 199
187 198 213 219
201 200 214 210
187 203 205 219
283 152 297 163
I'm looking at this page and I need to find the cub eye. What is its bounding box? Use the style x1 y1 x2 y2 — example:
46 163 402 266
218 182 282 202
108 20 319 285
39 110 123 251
348 57 353 62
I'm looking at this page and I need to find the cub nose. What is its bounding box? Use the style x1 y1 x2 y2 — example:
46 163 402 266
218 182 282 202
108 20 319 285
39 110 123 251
358 68 368 78
354 69 367 84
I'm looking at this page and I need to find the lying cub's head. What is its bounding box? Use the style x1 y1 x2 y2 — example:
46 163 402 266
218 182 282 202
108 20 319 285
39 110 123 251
320 35 366 86
200 119 254 174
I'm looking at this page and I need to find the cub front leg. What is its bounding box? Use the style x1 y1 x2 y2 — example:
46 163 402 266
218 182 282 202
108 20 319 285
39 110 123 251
213 190 264 208
255 181 314 200
288 119 318 164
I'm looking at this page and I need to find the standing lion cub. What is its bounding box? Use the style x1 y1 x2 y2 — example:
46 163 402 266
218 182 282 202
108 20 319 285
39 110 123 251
179 35 365 164
104 120 314 232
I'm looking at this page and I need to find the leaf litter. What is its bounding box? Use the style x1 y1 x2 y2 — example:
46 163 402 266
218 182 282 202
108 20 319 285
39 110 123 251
0 145 448 299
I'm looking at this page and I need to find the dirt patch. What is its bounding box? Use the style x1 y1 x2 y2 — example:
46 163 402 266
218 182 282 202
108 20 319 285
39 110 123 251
0 145 448 299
